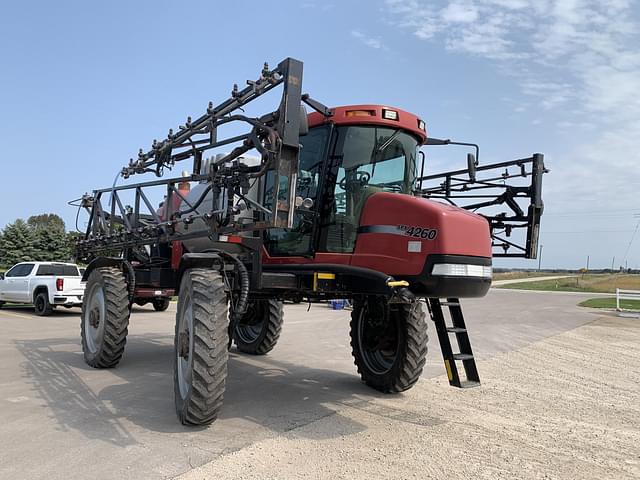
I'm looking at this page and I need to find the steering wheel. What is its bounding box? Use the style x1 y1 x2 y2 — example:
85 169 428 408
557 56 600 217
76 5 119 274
339 170 371 190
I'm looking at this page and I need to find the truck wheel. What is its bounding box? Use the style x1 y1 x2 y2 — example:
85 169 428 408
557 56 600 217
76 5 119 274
174 269 228 426
350 298 428 393
233 299 283 355
152 298 171 311
34 292 53 316
81 267 130 368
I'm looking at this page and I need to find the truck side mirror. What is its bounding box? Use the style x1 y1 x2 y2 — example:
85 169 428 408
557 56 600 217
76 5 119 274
467 153 478 182
0 273 4 280
299 105 309 136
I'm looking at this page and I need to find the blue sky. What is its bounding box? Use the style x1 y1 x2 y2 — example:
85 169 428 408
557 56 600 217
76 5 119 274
1 0 639 269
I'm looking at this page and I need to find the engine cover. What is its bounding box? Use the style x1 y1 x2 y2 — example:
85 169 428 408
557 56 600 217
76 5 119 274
353 192 492 297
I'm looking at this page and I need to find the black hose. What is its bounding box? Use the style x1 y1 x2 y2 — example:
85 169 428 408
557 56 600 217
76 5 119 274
218 251 249 320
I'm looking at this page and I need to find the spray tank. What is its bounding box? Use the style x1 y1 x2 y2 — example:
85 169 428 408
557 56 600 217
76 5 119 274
175 154 262 253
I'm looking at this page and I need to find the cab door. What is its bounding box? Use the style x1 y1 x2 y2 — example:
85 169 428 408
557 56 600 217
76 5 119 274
263 126 330 257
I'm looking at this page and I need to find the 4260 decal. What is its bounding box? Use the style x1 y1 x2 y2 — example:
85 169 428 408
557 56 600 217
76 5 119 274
398 225 438 240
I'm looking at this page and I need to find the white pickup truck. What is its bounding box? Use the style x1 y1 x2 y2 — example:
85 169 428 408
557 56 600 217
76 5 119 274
0 262 85 316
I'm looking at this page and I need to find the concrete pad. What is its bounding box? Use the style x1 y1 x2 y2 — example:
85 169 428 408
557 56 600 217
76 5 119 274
0 290 601 479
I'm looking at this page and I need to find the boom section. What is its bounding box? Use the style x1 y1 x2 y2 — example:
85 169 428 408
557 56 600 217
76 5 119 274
418 153 547 259
76 58 304 261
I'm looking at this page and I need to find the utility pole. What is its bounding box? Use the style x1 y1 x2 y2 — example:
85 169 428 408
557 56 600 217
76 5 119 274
538 244 543 271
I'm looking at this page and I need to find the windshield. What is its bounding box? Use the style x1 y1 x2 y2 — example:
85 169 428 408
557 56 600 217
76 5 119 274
321 126 419 253
336 125 418 194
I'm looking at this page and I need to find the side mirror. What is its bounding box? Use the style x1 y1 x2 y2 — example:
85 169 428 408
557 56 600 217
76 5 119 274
0 273 4 280
299 105 309 136
467 153 478 182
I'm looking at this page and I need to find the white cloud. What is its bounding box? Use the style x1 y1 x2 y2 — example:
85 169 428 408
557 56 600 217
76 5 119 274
351 30 387 50
385 0 640 267
441 2 479 23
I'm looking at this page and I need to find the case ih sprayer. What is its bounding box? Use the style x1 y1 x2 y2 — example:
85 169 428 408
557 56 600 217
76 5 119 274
73 58 546 426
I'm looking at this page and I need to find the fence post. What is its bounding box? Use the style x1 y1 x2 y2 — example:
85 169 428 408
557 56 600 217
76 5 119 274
616 288 620 311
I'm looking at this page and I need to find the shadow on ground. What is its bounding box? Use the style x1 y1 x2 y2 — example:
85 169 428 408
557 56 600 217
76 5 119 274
14 326 429 448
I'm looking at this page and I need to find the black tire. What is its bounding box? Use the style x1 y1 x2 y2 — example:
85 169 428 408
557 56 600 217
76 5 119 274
34 292 53 316
234 299 283 355
81 267 130 368
152 298 171 311
174 269 228 426
350 298 428 393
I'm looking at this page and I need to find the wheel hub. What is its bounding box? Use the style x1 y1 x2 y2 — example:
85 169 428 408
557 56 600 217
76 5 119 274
178 331 190 358
89 308 100 328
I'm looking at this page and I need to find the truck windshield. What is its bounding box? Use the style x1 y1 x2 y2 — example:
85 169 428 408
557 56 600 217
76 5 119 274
323 125 419 253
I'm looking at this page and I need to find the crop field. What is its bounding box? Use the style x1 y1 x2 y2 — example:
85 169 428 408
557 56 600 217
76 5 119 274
496 273 640 293
492 271 557 281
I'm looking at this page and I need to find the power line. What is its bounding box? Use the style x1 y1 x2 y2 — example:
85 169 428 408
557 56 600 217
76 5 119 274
621 219 640 265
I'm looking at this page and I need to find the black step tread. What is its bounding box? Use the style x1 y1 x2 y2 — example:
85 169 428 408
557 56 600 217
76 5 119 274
452 353 474 361
446 327 467 333
440 301 460 307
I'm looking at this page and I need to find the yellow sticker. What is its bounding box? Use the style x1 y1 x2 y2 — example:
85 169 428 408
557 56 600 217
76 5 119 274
317 272 335 280
444 360 453 381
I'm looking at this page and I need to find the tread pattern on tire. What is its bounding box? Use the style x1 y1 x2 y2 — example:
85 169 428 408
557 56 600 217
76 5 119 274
175 269 228 426
350 299 428 393
234 299 283 355
81 267 130 368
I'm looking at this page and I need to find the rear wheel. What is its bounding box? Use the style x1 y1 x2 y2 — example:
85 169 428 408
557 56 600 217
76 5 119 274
81 267 130 368
153 298 171 311
350 297 428 393
174 269 229 426
34 292 53 316
234 299 284 355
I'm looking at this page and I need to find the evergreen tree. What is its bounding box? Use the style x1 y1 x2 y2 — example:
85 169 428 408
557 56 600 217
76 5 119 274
0 219 37 268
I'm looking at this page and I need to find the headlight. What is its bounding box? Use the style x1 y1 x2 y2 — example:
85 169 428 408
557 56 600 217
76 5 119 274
431 263 492 278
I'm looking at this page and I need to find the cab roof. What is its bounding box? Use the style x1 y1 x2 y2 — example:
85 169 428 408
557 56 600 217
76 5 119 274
307 104 427 144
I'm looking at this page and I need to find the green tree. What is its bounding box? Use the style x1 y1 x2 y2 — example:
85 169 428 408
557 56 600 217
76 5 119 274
27 213 66 232
26 213 72 261
0 219 37 268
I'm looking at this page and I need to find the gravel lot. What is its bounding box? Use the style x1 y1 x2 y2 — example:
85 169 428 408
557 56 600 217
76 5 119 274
0 290 637 479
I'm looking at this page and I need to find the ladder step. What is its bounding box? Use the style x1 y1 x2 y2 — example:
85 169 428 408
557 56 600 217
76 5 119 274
452 353 474 361
446 327 467 333
458 380 481 388
440 301 460 307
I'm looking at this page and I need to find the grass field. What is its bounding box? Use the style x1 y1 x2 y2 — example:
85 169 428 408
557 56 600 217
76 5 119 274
579 297 640 310
496 274 640 293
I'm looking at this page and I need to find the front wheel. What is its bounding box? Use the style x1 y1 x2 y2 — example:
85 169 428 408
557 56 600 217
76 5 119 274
34 292 53 316
233 299 284 355
174 269 229 426
350 298 428 393
81 267 130 368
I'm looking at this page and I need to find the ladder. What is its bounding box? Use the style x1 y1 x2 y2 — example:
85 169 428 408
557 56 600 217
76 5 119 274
428 298 480 388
